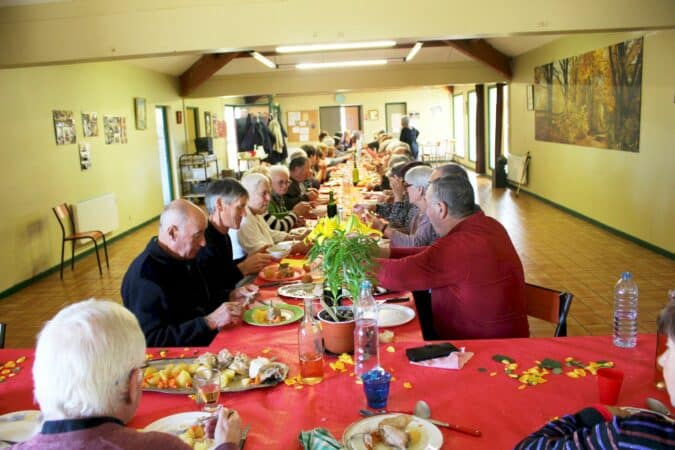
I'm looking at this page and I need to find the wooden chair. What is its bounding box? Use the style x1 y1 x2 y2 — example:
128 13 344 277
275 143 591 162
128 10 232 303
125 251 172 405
52 203 109 279
0 322 5 349
525 283 573 337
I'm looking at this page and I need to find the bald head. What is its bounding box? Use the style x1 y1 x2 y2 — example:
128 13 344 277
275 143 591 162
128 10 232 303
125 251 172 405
158 199 207 260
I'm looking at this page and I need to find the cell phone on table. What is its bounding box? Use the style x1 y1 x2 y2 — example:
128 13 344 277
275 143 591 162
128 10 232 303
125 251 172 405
405 343 459 362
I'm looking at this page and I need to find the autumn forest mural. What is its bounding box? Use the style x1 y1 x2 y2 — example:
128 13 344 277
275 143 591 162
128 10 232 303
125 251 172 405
534 38 643 152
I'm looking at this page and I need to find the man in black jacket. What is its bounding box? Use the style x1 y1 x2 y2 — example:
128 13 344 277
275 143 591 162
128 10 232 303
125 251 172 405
121 199 243 347
399 115 420 160
284 156 318 210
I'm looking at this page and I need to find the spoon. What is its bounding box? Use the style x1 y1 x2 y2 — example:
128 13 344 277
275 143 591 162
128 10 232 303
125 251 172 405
414 400 482 437
646 397 671 416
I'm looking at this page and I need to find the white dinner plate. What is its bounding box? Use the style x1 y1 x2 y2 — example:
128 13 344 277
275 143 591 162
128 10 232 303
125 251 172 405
0 410 41 448
278 283 321 299
310 205 327 216
144 411 214 448
378 304 415 327
342 413 442 450
621 407 674 422
288 227 308 238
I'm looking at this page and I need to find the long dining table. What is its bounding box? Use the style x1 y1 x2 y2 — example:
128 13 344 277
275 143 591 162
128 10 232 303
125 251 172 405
0 279 669 449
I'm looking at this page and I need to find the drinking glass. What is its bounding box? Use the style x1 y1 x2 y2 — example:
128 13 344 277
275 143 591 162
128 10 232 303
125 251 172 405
361 368 391 410
193 368 221 412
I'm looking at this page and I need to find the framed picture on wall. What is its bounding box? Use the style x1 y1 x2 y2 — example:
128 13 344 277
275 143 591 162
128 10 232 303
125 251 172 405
367 109 379 121
134 97 146 130
204 111 212 137
526 85 534 111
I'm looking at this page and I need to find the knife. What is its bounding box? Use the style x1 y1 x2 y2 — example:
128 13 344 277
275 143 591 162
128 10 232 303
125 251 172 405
425 418 482 437
239 424 251 449
258 280 302 288
377 296 410 304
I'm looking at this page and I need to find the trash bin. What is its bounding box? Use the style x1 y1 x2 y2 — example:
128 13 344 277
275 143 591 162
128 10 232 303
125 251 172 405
494 156 508 188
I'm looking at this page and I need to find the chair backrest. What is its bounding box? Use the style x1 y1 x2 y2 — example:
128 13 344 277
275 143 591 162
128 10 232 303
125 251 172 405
52 203 74 237
524 283 573 337
0 322 6 349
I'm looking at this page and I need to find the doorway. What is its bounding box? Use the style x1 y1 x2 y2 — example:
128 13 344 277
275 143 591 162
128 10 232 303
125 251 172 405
385 102 407 135
155 106 174 205
185 107 199 153
319 105 362 136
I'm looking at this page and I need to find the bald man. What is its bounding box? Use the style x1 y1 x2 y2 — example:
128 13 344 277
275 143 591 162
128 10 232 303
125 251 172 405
122 199 241 347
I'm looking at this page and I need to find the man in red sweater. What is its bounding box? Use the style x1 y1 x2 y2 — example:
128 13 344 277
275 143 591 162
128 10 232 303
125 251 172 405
376 175 529 339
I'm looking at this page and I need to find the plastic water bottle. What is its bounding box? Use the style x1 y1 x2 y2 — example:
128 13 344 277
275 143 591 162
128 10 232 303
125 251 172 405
613 272 638 348
354 280 380 377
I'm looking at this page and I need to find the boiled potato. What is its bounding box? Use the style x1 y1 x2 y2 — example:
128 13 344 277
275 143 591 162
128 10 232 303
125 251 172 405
175 370 192 388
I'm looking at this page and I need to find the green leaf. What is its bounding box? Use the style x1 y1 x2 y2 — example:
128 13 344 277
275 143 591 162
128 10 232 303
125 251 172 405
539 358 562 369
552 367 563 375
492 354 515 364
477 367 487 372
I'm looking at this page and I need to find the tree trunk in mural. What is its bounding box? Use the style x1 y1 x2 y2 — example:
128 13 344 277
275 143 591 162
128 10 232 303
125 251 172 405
608 39 643 152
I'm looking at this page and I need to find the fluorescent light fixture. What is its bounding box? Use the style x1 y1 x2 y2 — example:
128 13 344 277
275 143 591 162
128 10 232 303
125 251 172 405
277 40 396 53
296 59 388 70
250 51 277 69
405 42 423 62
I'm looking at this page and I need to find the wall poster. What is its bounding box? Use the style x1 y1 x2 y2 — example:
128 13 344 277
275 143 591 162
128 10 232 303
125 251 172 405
53 110 76 145
103 115 128 144
534 37 643 152
81 112 99 137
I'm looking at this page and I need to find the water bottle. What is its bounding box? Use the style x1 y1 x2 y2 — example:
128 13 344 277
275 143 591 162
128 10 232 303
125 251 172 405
613 272 638 348
354 280 380 377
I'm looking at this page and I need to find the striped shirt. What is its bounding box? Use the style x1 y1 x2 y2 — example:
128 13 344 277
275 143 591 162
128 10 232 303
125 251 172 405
515 407 675 450
265 193 298 232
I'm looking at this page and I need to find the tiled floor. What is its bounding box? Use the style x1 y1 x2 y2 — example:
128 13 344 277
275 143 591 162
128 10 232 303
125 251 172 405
1 175 673 348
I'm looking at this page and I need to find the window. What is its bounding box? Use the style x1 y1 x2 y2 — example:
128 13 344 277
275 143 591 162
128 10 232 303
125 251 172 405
503 86 510 157
468 91 477 162
452 94 465 158
488 86 497 170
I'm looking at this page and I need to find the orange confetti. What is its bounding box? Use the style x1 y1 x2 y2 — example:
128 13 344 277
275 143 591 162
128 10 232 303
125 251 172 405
16 356 26 364
261 348 271 354
386 346 395 353
403 381 413 389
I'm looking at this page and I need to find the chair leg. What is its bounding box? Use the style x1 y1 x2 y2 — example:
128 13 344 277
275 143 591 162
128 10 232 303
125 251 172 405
71 240 76 271
59 239 65 280
101 235 109 269
91 238 102 276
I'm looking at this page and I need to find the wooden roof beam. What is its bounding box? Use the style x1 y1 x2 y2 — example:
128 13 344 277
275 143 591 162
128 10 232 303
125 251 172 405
443 39 512 79
179 52 241 97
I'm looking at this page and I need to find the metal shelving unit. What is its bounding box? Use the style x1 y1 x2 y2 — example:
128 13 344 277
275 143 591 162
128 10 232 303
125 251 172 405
179 153 219 201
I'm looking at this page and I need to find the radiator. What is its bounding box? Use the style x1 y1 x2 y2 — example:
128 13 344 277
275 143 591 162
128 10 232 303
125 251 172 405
72 193 119 234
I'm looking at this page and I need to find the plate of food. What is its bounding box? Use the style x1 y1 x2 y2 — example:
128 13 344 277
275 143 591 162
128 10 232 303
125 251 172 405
144 411 214 450
277 282 321 299
378 304 415 327
258 262 304 282
141 350 288 394
0 410 41 448
288 227 308 238
342 414 442 450
243 303 303 326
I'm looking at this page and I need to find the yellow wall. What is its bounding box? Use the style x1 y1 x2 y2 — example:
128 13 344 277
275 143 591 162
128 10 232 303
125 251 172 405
510 30 675 253
180 98 229 169
275 87 454 148
0 61 182 292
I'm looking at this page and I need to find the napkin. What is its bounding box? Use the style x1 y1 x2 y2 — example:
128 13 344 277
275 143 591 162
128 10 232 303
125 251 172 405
298 427 342 450
410 348 474 370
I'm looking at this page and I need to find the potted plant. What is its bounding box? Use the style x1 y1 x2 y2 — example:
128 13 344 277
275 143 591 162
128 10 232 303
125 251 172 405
305 215 381 353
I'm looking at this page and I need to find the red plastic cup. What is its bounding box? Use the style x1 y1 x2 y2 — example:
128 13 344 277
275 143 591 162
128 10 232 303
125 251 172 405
597 368 624 405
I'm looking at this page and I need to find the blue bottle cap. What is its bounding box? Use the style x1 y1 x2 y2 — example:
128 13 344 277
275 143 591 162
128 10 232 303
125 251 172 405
621 272 632 280
360 280 372 289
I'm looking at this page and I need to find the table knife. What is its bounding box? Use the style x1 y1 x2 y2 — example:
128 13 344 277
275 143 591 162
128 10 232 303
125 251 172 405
426 418 482 437
239 424 251 449
377 296 410 303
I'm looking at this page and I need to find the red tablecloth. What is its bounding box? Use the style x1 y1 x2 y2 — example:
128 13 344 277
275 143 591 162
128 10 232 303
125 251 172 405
1 326 669 449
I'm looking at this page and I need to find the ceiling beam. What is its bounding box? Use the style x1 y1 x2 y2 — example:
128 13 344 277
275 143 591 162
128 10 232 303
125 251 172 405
179 52 241 97
443 39 512 79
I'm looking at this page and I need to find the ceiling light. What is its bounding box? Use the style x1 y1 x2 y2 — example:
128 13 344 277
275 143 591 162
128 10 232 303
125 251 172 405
250 51 277 69
277 40 396 53
405 42 423 62
296 59 388 70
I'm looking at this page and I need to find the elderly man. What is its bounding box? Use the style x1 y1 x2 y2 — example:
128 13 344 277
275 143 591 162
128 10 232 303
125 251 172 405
399 115 419 160
230 173 307 259
15 299 241 449
371 165 437 248
376 175 529 340
197 178 271 301
122 199 243 347
266 165 311 232
284 156 318 209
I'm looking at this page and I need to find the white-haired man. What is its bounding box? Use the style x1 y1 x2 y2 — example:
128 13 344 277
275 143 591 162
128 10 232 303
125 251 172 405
266 165 311 232
14 299 241 449
229 173 307 259
122 199 241 347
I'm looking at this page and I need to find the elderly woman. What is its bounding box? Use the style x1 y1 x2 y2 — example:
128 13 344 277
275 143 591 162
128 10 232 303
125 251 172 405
371 165 437 248
374 161 428 231
229 173 306 259
266 165 310 232
14 299 240 449
515 299 675 449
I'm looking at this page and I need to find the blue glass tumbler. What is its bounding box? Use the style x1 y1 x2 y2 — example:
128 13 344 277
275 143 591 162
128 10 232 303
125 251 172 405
361 368 392 410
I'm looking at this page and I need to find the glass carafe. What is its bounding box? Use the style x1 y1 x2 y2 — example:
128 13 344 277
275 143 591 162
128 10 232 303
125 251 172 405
298 298 324 385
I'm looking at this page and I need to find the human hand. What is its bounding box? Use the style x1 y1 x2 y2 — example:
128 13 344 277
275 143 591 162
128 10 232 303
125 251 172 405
213 406 242 446
290 241 310 255
292 201 312 217
390 177 405 201
205 302 236 330
605 406 631 418
230 284 259 307
237 252 275 275
306 190 319 201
